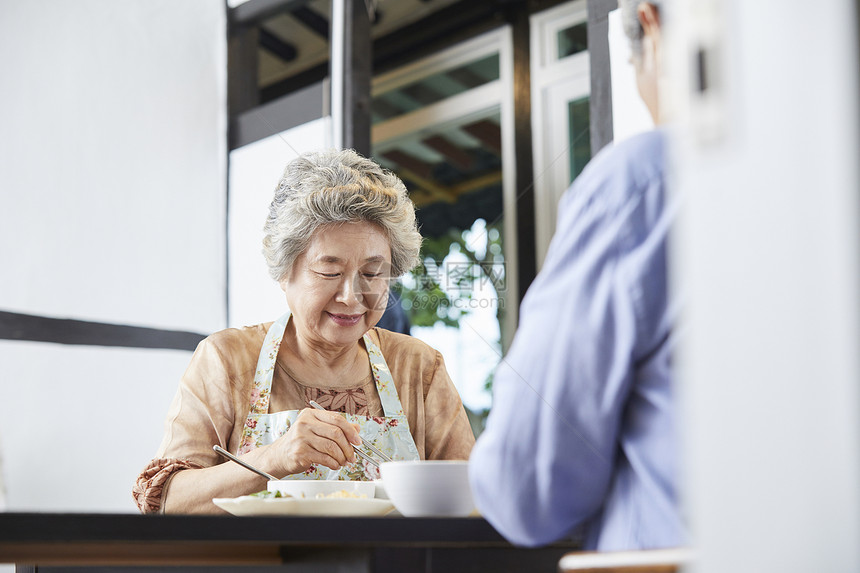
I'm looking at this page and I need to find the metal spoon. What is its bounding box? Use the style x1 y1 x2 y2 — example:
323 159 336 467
213 444 279 481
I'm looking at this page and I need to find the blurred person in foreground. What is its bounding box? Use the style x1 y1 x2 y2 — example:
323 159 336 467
134 149 474 514
469 0 685 550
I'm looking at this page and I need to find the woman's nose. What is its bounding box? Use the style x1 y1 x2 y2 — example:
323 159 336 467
334 274 363 305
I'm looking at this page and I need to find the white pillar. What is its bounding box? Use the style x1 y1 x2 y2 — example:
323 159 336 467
672 1 860 571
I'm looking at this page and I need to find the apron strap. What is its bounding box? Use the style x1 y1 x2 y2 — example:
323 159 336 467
247 312 290 415
363 333 406 417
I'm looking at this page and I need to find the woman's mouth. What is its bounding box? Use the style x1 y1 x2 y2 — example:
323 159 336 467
327 312 363 327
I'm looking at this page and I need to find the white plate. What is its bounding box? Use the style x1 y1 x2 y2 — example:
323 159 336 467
213 495 395 517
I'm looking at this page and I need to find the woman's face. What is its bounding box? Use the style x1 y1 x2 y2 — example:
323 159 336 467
280 221 391 350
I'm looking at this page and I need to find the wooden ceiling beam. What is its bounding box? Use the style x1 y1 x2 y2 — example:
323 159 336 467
461 119 502 155
406 169 503 208
421 135 475 171
407 188 439 208
381 150 435 179
258 27 298 62
451 170 503 195
293 6 330 40
397 168 458 203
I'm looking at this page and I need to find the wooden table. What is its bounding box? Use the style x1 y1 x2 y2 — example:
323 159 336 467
0 513 581 573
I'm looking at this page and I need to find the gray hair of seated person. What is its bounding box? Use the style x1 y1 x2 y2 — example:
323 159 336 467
262 148 422 282
619 0 662 55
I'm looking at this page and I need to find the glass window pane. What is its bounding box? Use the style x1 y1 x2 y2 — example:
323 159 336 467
372 113 505 425
557 22 588 59
568 96 591 183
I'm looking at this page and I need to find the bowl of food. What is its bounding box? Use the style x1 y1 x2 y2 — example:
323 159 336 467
379 460 475 517
267 480 375 499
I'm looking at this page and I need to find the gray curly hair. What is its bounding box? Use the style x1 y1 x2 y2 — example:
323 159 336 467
262 148 422 282
620 0 662 54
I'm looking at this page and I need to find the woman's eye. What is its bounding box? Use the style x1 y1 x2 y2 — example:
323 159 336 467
363 272 382 278
317 272 340 278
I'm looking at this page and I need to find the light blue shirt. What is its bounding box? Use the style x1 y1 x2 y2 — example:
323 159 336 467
469 130 684 550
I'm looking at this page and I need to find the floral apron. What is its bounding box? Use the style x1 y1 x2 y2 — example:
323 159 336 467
236 312 420 480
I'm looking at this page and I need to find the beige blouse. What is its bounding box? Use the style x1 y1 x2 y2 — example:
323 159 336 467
132 324 475 513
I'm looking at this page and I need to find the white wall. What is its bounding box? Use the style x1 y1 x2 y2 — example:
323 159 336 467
672 0 860 571
0 0 226 513
0 343 191 511
228 118 330 329
0 0 226 334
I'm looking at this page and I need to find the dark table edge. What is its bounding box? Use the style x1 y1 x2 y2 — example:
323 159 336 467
0 513 520 545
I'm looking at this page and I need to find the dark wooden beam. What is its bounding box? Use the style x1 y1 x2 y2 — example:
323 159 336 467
422 135 475 171
504 2 536 302
293 6 330 40
529 0 576 10
259 26 298 62
255 0 574 105
398 168 458 203
382 150 435 179
461 120 502 155
373 0 503 74
451 170 503 196
0 311 205 351
586 0 618 153
260 62 327 103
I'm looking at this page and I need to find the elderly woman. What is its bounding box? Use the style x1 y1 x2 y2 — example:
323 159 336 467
133 149 475 514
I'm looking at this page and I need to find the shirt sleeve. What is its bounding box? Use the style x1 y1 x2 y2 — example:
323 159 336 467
132 457 203 514
422 350 476 460
468 166 659 546
132 338 239 512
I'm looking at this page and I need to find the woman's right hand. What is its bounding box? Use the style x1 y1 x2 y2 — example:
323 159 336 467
265 408 362 476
